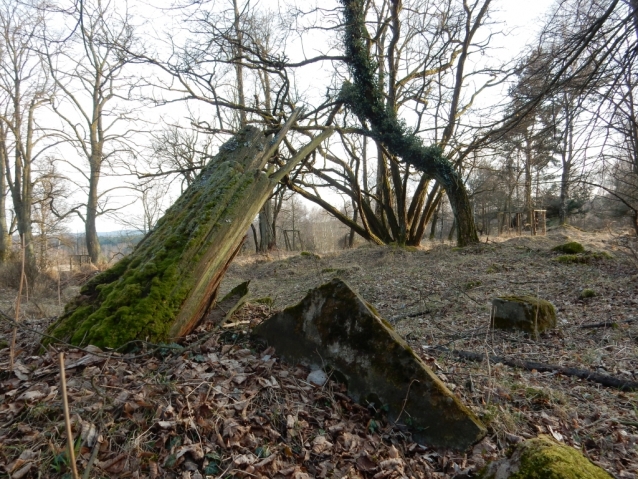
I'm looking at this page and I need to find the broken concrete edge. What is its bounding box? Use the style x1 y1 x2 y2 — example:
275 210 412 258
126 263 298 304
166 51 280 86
218 280 251 324
252 278 487 450
200 280 251 330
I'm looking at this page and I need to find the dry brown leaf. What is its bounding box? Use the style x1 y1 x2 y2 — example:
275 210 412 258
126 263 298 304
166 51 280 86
311 435 333 454
286 414 296 429
11 462 33 479
157 420 176 429
388 445 399 459
356 454 378 472
234 453 257 466
79 420 98 447
254 453 277 468
16 390 45 401
97 453 127 473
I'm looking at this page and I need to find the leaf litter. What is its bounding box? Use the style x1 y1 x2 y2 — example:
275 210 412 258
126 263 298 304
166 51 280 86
0 225 637 478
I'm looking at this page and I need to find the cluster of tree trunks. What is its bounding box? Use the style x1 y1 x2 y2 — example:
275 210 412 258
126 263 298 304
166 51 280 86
338 0 479 246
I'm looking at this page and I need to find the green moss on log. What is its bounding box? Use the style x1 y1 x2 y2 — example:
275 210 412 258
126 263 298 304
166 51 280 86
44 128 269 349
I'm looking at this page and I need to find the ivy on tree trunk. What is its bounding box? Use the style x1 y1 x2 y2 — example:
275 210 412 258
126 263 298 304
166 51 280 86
339 0 478 246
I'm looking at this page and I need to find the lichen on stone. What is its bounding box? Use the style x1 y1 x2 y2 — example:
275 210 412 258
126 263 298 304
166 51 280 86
492 296 557 336
253 278 486 449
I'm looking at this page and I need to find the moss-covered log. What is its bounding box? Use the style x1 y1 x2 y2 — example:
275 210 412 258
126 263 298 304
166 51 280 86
44 117 333 349
339 0 479 246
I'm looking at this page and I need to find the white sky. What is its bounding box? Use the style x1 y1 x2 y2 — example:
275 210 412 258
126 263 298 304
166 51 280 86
62 0 557 234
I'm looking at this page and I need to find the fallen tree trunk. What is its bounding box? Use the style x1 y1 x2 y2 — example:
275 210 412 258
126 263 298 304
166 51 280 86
44 115 333 349
434 346 638 391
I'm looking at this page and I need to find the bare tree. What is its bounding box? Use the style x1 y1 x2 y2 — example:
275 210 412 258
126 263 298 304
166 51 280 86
145 124 214 190
0 120 12 261
0 0 52 278
45 0 139 263
31 157 70 270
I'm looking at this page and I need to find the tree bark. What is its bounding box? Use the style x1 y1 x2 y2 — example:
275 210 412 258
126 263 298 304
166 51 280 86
86 163 102 263
43 119 333 349
258 199 274 252
0 124 10 262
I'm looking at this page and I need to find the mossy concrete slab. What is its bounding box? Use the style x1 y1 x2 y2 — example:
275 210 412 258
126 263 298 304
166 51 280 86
492 296 557 336
482 435 613 479
253 278 486 450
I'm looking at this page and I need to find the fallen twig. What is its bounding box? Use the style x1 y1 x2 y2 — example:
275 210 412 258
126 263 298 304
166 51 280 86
433 346 638 391
579 318 637 329
59 353 80 479
389 309 432 322
82 441 100 479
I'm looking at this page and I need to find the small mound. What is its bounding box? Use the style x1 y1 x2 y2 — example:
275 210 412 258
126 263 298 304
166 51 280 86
552 242 585 254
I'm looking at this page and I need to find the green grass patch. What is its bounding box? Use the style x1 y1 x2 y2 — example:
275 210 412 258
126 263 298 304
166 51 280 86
554 252 612 264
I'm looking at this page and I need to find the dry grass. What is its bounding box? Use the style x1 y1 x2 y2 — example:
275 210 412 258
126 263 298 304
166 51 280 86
220 226 638 475
1 226 637 478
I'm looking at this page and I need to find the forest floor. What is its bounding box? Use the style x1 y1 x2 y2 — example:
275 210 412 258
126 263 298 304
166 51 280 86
1 225 638 478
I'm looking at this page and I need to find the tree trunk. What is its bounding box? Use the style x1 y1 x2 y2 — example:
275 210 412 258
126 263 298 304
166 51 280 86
559 167 570 225
429 207 439 240
524 138 534 228
43 120 333 349
86 164 102 264
340 0 478 247
447 219 456 242
258 199 274 252
0 126 9 263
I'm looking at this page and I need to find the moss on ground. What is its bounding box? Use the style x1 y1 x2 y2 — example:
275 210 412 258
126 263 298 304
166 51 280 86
552 242 585 254
482 435 614 478
555 252 612 264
